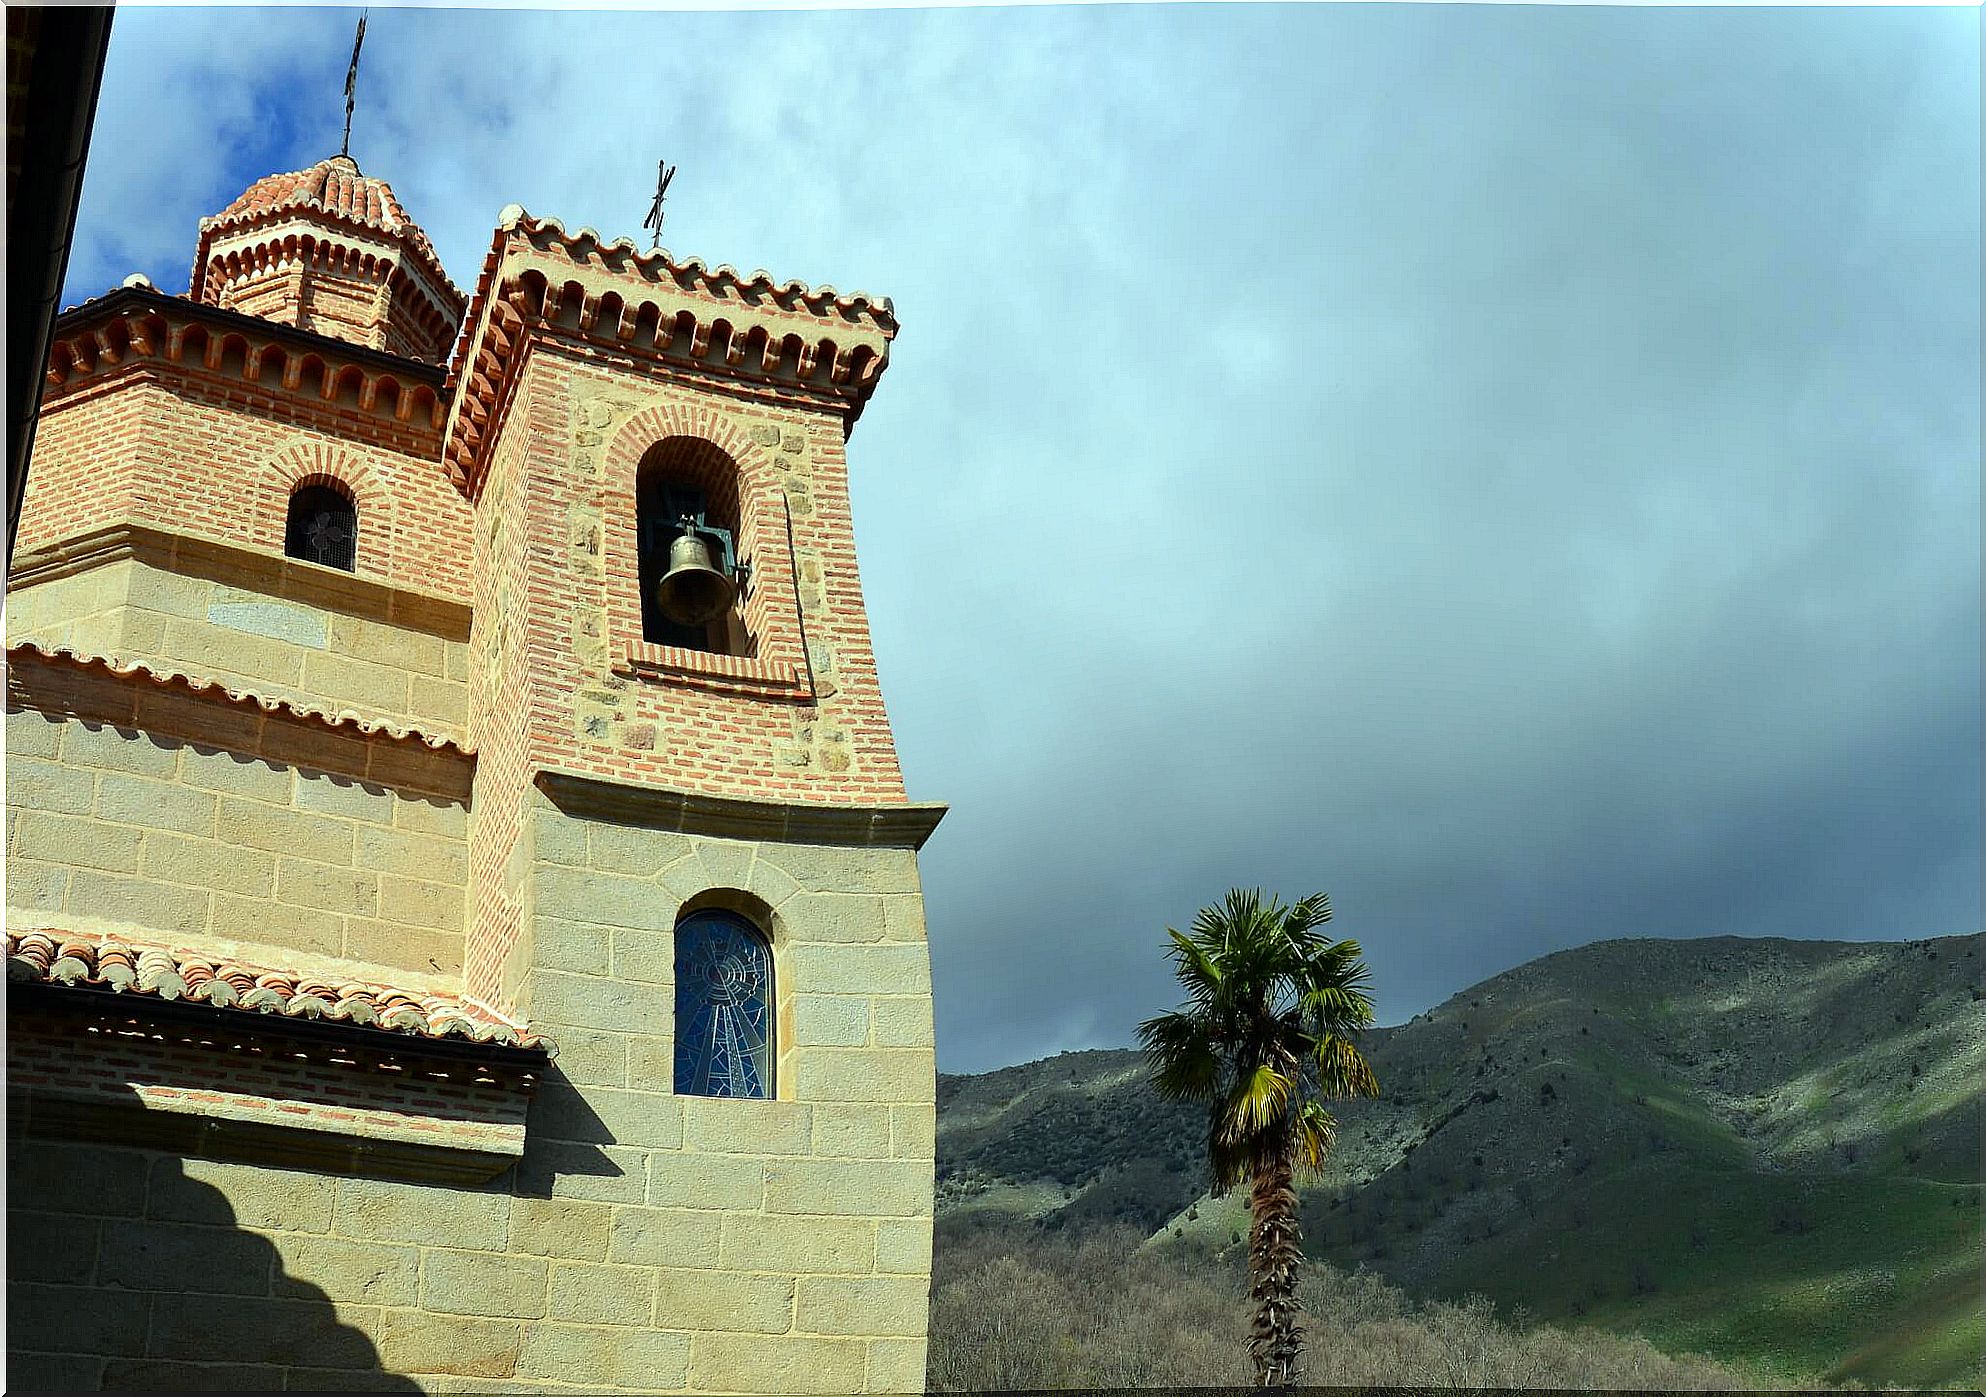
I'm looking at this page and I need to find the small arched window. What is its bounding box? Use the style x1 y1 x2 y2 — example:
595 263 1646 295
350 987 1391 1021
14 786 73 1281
674 909 774 1098
285 483 357 571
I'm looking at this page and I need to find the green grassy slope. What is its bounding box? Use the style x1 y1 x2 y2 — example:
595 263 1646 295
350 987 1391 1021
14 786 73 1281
937 933 1984 1389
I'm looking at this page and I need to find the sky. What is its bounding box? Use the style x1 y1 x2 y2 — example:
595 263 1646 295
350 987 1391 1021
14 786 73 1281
62 4 1980 1074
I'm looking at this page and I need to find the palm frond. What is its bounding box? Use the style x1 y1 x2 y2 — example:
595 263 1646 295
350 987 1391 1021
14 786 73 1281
1137 1011 1222 1102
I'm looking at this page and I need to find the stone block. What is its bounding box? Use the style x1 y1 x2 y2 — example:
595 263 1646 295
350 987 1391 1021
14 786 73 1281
5 754 96 815
177 748 293 805
646 1151 766 1211
5 1209 99 1285
7 1281 149 1356
301 650 411 714
14 1141 148 1216
795 995 872 1048
654 1268 793 1334
5 858 69 911
160 619 305 687
785 892 890 945
763 1158 930 1218
534 867 676 932
211 892 340 957
421 1250 548 1319
625 1034 673 1092
533 916 612 977
394 793 466 837
541 1026 624 1088
378 873 463 931
789 943 931 997
333 1178 506 1251
874 1219 933 1276
530 970 669 1034
531 810 588 868
813 1104 894 1159
511 1140 649 1206
509 1197 613 1262
410 674 469 727
587 820 676 877
277 859 378 917
693 837 756 892
796 1275 931 1338
66 870 209 938
61 721 180 780
689 1332 863 1396
882 895 928 943
872 996 935 1049
141 832 276 897
794 1048 935 1105
217 798 354 865
6 707 64 759
891 1104 937 1161
7 1355 104 1391
356 824 467 882
607 926 676 986
547 1260 653 1326
19 811 143 873
719 1213 874 1275
868 1336 930 1394
516 1323 688 1391
759 843 920 896
148 1156 334 1233
681 1097 813 1156
94 771 217 835
96 1219 273 1296
293 772 396 825
342 918 462 977
377 1309 522 1379
270 1235 420 1306
146 1294 384 1368
606 1206 722 1268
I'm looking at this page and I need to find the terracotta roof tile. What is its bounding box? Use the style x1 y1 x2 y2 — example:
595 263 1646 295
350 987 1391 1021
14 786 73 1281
6 640 472 756
6 929 553 1053
193 155 462 311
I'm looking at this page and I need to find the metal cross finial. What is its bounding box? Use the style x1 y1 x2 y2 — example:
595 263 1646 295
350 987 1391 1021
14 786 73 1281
340 11 368 160
644 159 677 249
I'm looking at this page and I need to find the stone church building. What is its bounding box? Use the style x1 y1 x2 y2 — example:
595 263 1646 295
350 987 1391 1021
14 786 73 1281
5 153 943 1392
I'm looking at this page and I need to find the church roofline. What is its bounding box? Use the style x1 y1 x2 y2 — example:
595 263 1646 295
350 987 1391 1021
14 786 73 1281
52 283 448 385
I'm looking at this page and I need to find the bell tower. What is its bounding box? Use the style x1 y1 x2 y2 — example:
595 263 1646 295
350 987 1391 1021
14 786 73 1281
450 207 944 1390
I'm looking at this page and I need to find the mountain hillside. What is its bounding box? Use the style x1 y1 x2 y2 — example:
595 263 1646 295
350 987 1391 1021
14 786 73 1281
935 933 1983 1389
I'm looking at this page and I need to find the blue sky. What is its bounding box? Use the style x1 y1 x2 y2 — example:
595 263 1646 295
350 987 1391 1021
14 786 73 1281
65 4 1981 1073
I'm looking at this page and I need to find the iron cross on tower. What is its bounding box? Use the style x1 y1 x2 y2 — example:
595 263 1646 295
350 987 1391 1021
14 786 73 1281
644 160 677 248
340 11 368 160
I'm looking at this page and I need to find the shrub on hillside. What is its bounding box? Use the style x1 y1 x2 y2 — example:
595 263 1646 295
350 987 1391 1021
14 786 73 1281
928 1227 1765 1391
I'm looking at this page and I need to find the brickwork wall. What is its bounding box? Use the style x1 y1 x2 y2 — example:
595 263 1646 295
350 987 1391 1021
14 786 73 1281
5 703 468 979
507 349 908 806
19 367 469 601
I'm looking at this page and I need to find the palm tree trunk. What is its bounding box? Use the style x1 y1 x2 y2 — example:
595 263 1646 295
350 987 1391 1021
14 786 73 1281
1246 1129 1304 1387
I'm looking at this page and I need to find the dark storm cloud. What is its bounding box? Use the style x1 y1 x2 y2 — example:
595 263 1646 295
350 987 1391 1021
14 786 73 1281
64 5 1979 1073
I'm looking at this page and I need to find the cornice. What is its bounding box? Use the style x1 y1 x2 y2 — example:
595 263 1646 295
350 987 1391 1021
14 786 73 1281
535 766 946 850
44 285 451 439
441 209 897 494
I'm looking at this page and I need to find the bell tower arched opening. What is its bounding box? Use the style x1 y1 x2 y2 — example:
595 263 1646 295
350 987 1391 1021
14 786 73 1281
635 436 749 655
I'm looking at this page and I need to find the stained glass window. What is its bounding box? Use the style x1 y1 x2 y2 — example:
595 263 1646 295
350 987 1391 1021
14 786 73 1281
674 910 773 1098
285 484 357 571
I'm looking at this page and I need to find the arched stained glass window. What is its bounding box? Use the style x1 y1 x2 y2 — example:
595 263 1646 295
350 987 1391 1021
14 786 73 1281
285 484 357 571
674 910 773 1098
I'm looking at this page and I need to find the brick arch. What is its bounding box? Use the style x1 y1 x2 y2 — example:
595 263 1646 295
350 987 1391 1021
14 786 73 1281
257 442 390 575
602 404 788 655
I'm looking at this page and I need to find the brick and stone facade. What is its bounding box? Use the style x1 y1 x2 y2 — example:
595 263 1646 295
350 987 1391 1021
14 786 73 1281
6 155 941 1393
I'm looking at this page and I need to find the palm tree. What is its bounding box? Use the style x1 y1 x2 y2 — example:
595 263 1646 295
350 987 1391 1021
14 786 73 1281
1138 888 1379 1387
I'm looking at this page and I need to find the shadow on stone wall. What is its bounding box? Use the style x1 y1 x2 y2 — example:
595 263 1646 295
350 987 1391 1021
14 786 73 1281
7 1081 421 1392
513 1064 624 1200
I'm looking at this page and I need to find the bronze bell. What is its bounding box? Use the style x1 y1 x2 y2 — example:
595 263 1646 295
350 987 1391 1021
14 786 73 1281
654 528 736 627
